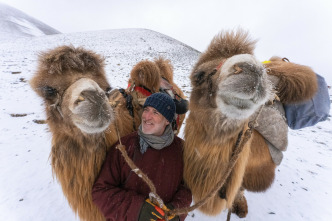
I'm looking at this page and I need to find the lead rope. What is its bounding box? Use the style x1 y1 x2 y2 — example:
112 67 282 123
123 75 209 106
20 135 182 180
227 208 232 221
168 122 253 220
114 105 264 221
114 119 165 208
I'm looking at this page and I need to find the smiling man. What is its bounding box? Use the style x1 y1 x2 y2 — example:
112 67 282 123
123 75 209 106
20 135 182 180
92 93 192 221
141 105 169 136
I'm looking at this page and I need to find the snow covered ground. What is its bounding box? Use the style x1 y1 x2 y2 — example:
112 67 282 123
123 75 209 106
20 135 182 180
0 28 331 221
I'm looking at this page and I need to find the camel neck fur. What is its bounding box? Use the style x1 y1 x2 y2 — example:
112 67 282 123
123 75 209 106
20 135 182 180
186 107 247 145
49 122 107 221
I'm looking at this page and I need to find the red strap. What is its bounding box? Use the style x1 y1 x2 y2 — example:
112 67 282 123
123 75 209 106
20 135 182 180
217 61 224 70
127 84 152 96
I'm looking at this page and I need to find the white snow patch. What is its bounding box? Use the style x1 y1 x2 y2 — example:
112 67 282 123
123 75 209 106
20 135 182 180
8 16 45 37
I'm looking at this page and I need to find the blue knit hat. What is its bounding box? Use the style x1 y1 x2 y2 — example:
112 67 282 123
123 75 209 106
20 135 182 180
143 93 176 122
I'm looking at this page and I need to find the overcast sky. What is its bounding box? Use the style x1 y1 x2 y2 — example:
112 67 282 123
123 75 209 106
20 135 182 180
1 0 332 83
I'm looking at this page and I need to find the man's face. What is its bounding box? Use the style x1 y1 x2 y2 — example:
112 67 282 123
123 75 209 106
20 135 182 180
141 106 169 136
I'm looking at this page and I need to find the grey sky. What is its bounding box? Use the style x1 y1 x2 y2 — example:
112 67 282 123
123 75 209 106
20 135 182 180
1 0 332 82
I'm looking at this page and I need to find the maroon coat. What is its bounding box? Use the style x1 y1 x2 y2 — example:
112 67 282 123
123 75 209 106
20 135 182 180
92 131 192 221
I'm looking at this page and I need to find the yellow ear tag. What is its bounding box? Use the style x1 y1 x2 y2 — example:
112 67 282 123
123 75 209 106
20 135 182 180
262 60 271 64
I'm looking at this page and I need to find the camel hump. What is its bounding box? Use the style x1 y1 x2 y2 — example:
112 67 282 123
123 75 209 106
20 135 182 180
38 45 105 76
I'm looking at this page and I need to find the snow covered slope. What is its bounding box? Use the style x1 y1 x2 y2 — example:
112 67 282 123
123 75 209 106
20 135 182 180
0 28 331 221
0 2 60 42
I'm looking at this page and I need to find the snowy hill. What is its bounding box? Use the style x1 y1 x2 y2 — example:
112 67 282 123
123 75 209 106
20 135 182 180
0 2 60 42
0 28 331 221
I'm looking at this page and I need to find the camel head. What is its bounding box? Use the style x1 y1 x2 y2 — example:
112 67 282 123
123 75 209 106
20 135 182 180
128 57 176 95
215 54 272 119
123 57 188 133
128 58 162 95
30 45 113 134
190 30 273 120
128 57 188 112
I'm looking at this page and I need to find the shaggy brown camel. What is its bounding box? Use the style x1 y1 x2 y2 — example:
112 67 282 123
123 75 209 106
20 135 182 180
183 30 317 218
105 57 187 148
30 45 187 221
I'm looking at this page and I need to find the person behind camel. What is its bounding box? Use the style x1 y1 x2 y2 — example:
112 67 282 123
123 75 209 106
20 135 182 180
92 92 192 221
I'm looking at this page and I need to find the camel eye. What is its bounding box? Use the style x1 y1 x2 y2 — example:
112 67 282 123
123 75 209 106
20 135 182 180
105 87 113 97
106 87 112 92
193 71 206 86
41 86 57 99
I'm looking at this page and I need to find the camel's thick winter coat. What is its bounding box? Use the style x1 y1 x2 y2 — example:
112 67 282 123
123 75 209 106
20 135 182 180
30 46 187 221
183 30 318 217
30 46 110 221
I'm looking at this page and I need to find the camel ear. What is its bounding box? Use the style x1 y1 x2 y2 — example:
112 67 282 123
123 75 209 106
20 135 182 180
192 71 206 86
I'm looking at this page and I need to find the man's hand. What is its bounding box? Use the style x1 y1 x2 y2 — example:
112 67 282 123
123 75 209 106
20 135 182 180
139 199 166 221
138 199 179 221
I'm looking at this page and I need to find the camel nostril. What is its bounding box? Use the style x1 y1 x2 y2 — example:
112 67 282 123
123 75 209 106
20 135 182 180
233 65 243 74
78 96 85 101
75 95 85 105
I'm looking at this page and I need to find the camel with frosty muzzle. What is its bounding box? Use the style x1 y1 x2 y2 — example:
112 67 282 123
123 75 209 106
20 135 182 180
30 45 188 221
183 30 318 218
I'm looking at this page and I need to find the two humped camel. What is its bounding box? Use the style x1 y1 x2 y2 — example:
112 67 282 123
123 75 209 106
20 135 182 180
183 30 317 217
30 46 187 221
